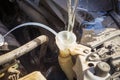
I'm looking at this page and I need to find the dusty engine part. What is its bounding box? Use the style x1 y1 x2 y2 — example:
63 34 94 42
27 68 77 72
109 11 120 28
8 63 20 80
0 60 27 80
87 31 120 61
94 62 110 77
84 66 110 80
72 44 95 80
111 58 120 70
0 35 48 65
73 44 110 80
18 71 46 80
0 21 20 51
87 28 120 48
16 0 47 25
0 35 48 80
106 71 120 80
73 28 120 80
103 36 120 72
0 0 120 80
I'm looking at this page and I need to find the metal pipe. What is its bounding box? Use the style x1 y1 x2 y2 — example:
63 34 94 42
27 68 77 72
0 35 48 65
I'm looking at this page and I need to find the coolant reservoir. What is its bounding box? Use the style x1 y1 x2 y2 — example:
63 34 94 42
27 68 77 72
55 31 76 80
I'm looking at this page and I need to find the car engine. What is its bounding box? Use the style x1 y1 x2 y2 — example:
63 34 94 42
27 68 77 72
0 0 120 80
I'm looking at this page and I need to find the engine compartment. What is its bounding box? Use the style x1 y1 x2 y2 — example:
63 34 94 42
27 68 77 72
0 0 120 80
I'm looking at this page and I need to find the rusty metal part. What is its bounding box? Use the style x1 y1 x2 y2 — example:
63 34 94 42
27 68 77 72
0 35 48 65
87 29 120 48
18 71 46 80
0 60 19 74
8 64 20 80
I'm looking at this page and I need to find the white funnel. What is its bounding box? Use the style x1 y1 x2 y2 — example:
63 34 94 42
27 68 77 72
56 31 76 53
55 31 77 80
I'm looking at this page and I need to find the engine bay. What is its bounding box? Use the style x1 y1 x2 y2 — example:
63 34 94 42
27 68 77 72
0 0 120 80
